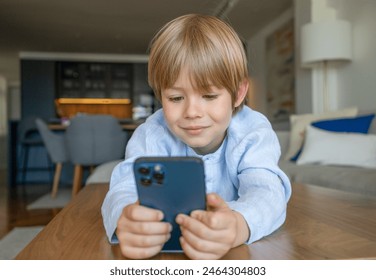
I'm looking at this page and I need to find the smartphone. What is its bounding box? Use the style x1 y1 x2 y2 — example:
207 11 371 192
134 156 206 252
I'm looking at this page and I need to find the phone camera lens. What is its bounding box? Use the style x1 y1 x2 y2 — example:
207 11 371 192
138 166 150 175
140 177 152 186
153 172 164 180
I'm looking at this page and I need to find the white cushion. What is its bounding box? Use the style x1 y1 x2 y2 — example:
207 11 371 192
297 125 376 168
284 107 358 160
85 160 122 185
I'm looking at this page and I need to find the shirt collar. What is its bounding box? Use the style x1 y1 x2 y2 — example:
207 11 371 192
186 135 228 163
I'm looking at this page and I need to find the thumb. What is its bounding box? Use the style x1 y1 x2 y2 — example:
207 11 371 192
206 193 229 211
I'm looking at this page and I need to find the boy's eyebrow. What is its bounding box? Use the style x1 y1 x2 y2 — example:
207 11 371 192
165 86 185 92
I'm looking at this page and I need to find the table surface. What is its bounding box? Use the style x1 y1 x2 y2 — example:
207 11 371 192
16 183 376 260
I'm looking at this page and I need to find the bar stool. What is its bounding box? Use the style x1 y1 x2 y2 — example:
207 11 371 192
36 118 69 197
18 116 52 184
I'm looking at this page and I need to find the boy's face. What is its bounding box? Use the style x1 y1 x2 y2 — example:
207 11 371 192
161 68 244 155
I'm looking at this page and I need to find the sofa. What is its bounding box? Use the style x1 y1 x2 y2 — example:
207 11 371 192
275 109 376 197
276 130 376 197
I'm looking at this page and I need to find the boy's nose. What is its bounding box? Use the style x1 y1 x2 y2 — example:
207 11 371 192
184 98 203 118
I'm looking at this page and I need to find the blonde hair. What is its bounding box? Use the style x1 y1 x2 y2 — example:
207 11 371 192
148 14 248 113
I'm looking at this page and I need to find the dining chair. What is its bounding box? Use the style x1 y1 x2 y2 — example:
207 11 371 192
65 114 128 196
35 118 69 197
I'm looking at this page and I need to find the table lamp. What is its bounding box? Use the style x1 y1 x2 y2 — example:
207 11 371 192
301 20 352 112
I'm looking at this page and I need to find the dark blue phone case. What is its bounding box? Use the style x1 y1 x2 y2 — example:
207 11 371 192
134 156 206 252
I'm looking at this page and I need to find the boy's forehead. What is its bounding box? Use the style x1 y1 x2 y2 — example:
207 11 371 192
169 68 213 90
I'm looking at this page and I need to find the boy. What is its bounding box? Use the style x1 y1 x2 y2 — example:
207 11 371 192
101 14 291 260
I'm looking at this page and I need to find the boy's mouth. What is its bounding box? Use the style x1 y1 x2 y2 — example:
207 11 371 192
182 126 208 135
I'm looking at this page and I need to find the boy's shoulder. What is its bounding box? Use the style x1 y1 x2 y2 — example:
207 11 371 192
228 106 273 142
144 108 166 127
227 106 275 153
127 109 183 155
134 109 174 141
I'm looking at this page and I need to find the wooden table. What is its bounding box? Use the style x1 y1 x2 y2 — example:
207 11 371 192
48 121 142 132
16 183 376 260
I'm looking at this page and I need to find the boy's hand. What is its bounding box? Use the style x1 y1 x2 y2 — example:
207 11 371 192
176 193 249 260
116 203 172 259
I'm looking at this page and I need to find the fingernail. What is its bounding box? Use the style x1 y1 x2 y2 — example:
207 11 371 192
176 214 183 224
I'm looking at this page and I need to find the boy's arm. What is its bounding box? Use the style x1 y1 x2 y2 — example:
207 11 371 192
227 127 292 244
228 170 289 243
101 125 147 243
101 160 138 243
101 116 169 243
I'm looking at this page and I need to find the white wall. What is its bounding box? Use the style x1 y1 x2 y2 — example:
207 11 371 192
0 51 19 84
294 0 313 114
336 0 376 111
0 76 7 135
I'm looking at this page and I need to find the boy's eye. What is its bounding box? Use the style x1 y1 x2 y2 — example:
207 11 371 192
203 94 218 100
168 96 184 102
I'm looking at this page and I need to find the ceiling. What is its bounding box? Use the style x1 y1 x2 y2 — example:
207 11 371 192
0 0 292 81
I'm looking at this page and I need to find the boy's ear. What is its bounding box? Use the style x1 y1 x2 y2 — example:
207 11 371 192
234 78 249 107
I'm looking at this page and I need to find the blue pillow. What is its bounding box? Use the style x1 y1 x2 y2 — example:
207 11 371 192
290 114 375 161
311 114 375 133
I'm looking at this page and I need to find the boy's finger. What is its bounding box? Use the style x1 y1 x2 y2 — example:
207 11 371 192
180 211 228 232
126 220 172 235
120 244 164 260
206 193 229 211
179 236 221 260
125 231 171 248
123 204 164 221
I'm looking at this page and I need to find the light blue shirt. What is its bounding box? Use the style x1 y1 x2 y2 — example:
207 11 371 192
101 106 291 244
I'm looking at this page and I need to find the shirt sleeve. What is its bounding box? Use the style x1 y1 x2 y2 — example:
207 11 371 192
100 159 137 244
226 126 292 244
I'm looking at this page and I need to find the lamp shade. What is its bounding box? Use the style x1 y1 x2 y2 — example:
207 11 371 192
301 20 352 67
